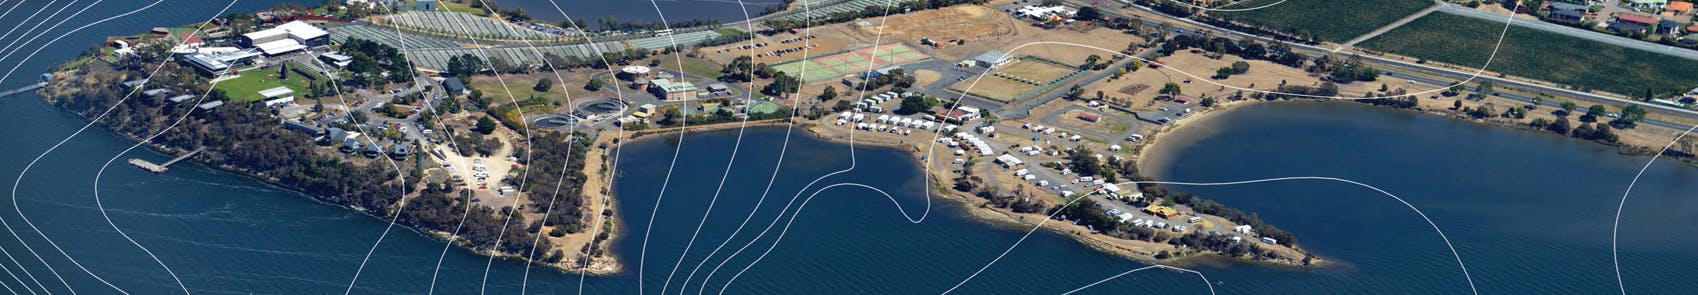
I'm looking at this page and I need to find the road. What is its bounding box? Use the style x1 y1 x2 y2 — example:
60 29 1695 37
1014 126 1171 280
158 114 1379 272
1437 5 1698 61
1387 71 1689 130
993 50 1157 120
1067 0 1698 126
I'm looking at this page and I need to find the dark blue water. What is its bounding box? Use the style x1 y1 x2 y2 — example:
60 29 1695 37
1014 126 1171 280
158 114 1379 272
6 0 1698 293
1144 102 1698 294
495 0 781 24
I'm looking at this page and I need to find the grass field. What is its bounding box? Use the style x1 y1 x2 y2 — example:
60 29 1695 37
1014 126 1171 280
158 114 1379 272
213 62 320 102
1212 0 1432 42
1362 12 1698 96
954 75 1041 102
675 57 724 79
997 59 1076 84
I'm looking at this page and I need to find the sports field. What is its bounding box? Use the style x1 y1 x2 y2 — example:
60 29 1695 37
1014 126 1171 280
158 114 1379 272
771 43 929 82
950 58 1080 102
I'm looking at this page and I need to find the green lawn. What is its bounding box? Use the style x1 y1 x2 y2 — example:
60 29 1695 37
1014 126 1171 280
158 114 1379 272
676 57 724 79
212 62 320 102
713 28 744 36
1212 0 1432 43
1361 12 1698 96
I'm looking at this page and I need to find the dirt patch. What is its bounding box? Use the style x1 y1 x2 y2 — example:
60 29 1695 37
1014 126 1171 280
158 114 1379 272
912 69 942 86
953 75 1042 102
847 5 1016 45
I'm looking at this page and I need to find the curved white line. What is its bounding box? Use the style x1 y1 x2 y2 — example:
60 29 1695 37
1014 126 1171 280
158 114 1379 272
1610 124 1698 294
1 1 213 294
1060 264 1215 295
630 0 703 294
1165 0 1288 12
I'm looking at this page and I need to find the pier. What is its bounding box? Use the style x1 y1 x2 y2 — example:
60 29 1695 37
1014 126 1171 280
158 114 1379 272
129 147 205 173
0 82 45 98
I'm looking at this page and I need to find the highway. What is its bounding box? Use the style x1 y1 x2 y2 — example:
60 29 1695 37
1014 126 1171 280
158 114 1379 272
1386 71 1691 131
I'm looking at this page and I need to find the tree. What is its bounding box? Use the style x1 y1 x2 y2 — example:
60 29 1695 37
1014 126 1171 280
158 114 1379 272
1611 104 1647 128
1559 101 1578 116
475 116 498 134
1582 104 1607 122
1473 81 1495 96
1547 117 1572 134
584 78 603 91
898 95 934 114
1159 82 1181 96
1453 99 1462 109
1067 147 1102 177
1075 6 1102 20
1229 61 1250 74
818 85 838 101
534 78 554 92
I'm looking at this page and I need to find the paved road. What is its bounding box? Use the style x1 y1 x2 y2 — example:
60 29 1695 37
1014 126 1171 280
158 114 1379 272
1388 71 1689 130
1438 5 1698 61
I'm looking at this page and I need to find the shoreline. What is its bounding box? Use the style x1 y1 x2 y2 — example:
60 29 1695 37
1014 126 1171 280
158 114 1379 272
600 112 1318 269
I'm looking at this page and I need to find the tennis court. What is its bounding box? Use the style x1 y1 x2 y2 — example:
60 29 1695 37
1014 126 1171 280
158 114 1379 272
771 43 928 82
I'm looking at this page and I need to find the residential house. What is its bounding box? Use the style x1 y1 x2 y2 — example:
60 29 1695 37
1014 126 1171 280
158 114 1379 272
1612 12 1660 32
1545 1 1591 22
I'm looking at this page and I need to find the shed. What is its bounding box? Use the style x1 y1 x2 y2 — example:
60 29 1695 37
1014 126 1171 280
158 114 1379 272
441 77 467 95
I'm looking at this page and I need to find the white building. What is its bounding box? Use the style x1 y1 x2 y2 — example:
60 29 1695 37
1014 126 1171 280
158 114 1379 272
238 21 329 56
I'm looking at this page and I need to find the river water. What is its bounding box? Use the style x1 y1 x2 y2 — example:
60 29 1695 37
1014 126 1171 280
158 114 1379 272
4 0 1698 293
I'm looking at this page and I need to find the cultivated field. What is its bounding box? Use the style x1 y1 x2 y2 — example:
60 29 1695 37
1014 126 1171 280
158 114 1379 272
379 11 560 41
770 43 929 82
1210 0 1432 42
1361 12 1698 96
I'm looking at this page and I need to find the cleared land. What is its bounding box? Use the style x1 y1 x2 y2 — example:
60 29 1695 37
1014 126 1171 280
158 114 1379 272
1211 0 1432 43
1361 12 1698 96
956 75 1042 102
846 5 1015 44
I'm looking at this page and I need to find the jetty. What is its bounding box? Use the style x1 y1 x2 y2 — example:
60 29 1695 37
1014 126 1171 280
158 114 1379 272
0 82 45 98
129 147 205 173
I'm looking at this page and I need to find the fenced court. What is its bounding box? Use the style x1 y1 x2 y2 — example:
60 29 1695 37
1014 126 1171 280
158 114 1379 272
771 43 928 82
